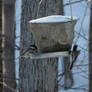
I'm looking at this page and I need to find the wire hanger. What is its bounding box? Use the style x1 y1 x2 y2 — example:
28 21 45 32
69 0 73 20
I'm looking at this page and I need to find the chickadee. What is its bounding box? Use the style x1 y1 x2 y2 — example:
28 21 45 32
70 45 80 70
22 44 38 56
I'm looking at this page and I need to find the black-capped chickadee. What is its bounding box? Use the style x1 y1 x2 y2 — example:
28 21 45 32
70 45 80 70
22 44 38 56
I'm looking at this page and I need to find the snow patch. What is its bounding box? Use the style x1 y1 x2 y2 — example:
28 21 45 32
29 15 77 24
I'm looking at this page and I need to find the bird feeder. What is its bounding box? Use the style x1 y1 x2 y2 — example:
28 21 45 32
29 15 77 53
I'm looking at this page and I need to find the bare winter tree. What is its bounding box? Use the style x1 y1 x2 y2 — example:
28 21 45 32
89 3 92 92
2 0 16 92
19 0 64 92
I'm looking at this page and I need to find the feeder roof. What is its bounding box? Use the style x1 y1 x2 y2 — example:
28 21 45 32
29 15 77 24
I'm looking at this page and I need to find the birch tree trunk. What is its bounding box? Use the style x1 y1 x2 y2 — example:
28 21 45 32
2 1 16 92
19 0 63 92
0 0 2 91
89 4 92 92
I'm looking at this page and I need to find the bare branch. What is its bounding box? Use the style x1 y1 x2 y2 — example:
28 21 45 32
63 0 88 7
0 81 16 92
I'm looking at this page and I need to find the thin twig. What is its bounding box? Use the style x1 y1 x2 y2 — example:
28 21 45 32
0 81 16 92
64 0 88 7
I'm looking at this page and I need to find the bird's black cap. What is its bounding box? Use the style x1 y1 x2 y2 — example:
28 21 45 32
73 45 77 51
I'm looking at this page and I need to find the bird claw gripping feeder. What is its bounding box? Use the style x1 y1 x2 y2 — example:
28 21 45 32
29 15 77 55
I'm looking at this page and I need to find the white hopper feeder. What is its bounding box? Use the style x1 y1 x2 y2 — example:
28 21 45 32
29 15 77 53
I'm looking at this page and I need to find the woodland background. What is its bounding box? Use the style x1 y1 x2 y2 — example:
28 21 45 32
0 0 91 92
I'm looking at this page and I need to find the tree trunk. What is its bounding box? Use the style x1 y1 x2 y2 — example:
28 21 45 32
2 0 16 92
63 57 73 89
19 0 63 92
0 0 3 92
89 4 92 92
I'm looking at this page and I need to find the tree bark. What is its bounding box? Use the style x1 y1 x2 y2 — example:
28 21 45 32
89 4 92 92
63 57 73 89
19 0 63 92
2 0 16 92
0 0 3 92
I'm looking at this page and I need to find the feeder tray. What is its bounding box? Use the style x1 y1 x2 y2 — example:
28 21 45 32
29 15 77 53
23 51 70 59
